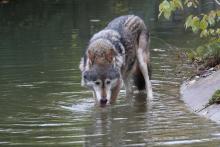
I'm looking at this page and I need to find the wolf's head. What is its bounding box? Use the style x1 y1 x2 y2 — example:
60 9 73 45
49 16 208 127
79 38 122 106
82 64 121 106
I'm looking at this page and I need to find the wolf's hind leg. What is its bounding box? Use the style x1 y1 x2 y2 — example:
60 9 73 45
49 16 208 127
136 31 153 100
133 64 146 91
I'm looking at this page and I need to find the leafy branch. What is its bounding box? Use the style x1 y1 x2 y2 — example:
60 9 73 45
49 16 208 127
159 0 220 39
159 0 220 69
214 0 220 5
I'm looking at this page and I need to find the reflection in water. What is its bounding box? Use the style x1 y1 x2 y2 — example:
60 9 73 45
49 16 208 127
84 94 149 147
0 0 220 146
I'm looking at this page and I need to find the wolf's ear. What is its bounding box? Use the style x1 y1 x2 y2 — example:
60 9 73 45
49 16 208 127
87 50 95 66
105 49 116 63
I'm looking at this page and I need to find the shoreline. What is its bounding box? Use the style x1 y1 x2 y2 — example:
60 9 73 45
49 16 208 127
180 70 220 123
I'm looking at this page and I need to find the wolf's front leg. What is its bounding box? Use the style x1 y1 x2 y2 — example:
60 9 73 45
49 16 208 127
110 80 121 103
122 76 133 97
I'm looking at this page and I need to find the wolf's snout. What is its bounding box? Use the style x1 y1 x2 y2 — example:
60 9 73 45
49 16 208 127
100 98 107 106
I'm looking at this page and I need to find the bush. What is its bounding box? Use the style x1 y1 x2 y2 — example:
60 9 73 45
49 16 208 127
159 0 220 69
187 39 220 68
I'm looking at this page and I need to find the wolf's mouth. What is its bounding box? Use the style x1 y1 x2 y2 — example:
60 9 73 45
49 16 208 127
100 98 108 107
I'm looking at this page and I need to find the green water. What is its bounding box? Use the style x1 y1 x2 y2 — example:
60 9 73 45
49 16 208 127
1 0 220 146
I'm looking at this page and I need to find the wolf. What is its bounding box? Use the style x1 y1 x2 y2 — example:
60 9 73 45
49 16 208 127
79 15 153 107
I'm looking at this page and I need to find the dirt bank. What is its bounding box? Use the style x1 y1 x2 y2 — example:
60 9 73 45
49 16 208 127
180 70 220 123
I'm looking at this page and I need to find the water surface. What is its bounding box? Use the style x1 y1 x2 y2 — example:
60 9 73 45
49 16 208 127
1 1 220 146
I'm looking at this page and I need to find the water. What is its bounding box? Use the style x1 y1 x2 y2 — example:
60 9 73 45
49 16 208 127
0 1 220 146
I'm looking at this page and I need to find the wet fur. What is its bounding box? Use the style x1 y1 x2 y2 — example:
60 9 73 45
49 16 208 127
79 15 153 105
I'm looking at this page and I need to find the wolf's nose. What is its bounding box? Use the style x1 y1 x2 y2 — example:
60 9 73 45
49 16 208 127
100 98 107 105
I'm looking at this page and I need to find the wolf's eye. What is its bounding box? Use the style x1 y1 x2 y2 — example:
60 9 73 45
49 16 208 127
95 81 101 85
83 75 87 79
106 80 111 85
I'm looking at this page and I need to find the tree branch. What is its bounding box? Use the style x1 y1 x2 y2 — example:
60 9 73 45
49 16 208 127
214 0 220 5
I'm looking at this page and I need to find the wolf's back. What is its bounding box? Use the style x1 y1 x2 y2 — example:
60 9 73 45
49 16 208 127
106 15 147 36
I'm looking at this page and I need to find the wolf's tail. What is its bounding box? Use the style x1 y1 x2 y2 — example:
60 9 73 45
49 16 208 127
133 64 151 90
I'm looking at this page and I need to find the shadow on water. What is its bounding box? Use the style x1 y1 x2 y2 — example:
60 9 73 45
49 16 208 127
1 0 220 146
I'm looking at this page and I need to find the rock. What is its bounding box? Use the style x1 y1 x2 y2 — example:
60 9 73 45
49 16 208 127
180 70 220 123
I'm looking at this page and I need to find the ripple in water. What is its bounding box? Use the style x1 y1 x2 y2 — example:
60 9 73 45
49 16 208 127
61 99 94 113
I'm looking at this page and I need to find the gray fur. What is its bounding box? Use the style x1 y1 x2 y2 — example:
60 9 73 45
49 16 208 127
83 65 120 82
79 15 152 105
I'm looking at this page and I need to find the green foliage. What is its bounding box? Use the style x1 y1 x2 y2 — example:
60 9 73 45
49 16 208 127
185 10 220 37
184 0 199 8
159 0 220 39
159 0 220 68
159 0 183 19
198 89 220 112
209 89 220 105
187 39 220 67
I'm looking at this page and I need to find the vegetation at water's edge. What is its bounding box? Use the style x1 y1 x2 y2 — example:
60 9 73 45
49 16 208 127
209 89 220 105
198 89 220 112
187 40 220 70
159 0 220 70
